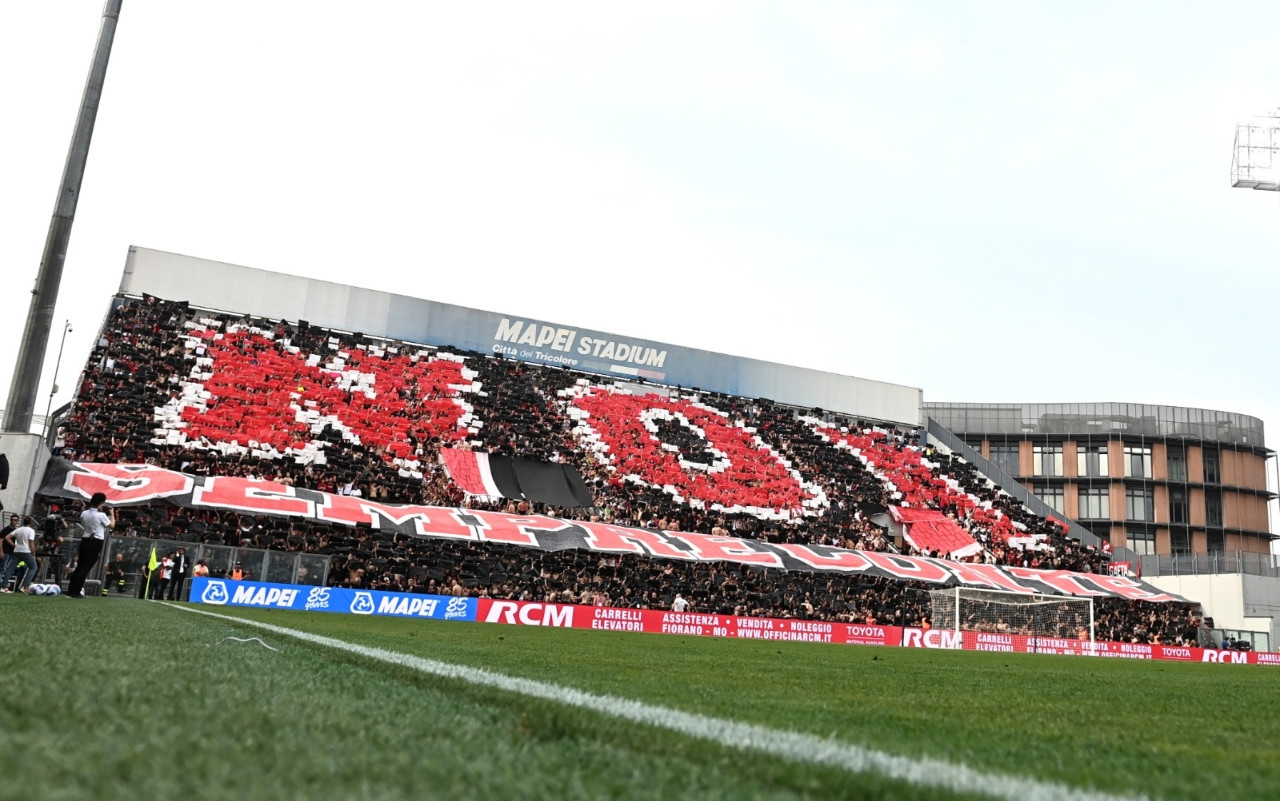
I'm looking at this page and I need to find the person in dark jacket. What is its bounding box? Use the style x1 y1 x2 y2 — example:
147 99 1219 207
104 551 128 594
0 513 18 590
167 547 189 601
0 450 8 533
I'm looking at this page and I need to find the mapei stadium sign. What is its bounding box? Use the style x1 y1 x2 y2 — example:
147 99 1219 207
492 318 668 378
45 461 1185 603
118 247 923 423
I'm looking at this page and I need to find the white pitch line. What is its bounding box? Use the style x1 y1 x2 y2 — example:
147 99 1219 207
214 636 279 651
170 605 1150 801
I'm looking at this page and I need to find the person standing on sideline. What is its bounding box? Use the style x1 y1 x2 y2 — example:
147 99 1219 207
38 511 67 586
67 492 114 599
0 514 18 587
136 555 152 599
1 517 39 593
166 547 189 601
150 550 175 600
104 552 127 594
671 593 689 613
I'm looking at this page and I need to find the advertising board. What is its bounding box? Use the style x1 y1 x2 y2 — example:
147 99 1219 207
189 583 1273 666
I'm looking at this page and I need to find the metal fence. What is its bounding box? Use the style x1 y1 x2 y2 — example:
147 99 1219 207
923 401 1266 446
1212 628 1271 653
93 536 330 599
1136 550 1280 579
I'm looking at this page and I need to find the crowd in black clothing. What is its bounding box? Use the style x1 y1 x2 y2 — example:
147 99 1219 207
48 294 1201 643
59 296 1100 564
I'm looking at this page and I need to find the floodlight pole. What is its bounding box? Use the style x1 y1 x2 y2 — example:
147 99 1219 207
41 320 74 441
3 0 122 434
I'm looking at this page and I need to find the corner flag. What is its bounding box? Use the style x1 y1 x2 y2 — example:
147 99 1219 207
144 546 158 599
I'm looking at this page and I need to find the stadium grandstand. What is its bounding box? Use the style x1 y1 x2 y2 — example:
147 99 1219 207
18 249 1217 650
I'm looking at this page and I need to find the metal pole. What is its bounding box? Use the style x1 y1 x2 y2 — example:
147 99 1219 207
41 320 73 441
1088 599 1095 648
3 0 123 434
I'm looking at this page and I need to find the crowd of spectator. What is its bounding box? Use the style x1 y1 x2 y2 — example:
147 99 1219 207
47 294 1201 643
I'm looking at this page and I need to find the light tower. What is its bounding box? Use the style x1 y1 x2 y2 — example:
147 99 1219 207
1231 110 1280 191
1232 112 1280 564
2 0 122 435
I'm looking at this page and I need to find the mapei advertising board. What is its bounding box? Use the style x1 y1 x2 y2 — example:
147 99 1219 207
189 577 476 621
189 581 1277 666
120 247 922 423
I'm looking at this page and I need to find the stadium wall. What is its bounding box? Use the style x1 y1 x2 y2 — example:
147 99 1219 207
0 432 50 516
1146 573 1280 647
119 246 922 425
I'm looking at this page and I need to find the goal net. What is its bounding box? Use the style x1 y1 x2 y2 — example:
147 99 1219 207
929 587 1094 649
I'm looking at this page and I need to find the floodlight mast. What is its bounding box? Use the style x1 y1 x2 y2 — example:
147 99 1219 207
3 0 122 434
1231 110 1280 192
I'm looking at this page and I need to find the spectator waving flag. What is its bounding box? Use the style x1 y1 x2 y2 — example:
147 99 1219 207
441 448 510 498
440 448 594 508
888 507 984 559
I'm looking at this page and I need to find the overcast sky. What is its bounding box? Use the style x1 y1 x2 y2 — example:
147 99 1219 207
2 2 1278 513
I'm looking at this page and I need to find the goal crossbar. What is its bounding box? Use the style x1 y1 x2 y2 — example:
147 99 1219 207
929 587 1095 648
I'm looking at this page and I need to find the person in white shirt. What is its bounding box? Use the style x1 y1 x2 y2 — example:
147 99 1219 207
150 551 175 600
0 517 38 592
671 593 689 613
67 492 115 599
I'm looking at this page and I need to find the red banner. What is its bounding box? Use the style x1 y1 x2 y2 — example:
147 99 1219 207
475 599 903 646
472 599 1275 665
38 461 1189 604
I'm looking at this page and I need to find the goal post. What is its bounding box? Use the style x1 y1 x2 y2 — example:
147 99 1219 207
929 587 1094 650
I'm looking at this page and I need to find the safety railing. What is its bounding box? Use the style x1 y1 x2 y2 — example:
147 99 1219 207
1136 550 1280 579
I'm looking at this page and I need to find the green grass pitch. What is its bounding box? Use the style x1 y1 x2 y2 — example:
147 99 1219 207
1 595 1274 801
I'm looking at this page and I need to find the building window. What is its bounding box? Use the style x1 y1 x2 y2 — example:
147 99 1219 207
1083 523 1113 550
1077 445 1109 477
1169 488 1188 524
1205 488 1223 527
1207 529 1225 555
1124 446 1152 478
1203 449 1220 484
1034 483 1065 515
1078 487 1110 519
1033 444 1063 477
1167 446 1187 482
1170 529 1190 556
1125 487 1154 522
1127 529 1156 556
988 443 1020 477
